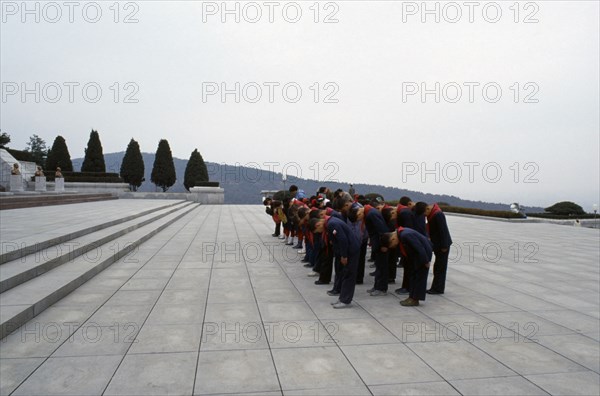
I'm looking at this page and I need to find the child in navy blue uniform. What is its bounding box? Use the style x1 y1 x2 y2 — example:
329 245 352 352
426 203 453 295
381 227 433 306
348 203 389 296
309 215 360 309
383 197 417 295
348 203 368 285
412 202 428 237
263 197 282 237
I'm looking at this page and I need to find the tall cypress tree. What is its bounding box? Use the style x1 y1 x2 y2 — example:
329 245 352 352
151 139 176 192
120 138 145 191
184 149 209 191
81 130 106 172
46 135 73 172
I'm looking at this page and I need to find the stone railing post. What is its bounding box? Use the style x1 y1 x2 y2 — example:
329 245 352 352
35 176 47 192
9 175 23 192
54 178 65 192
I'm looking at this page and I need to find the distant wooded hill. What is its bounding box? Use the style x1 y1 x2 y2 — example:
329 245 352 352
72 152 544 211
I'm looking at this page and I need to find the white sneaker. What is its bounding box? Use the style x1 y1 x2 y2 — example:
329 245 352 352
307 271 319 277
298 248 306 254
279 235 286 240
332 301 352 309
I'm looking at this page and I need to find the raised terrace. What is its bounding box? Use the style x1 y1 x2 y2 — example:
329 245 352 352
0 201 598 395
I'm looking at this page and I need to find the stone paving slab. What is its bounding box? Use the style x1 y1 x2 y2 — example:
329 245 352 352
0 204 598 395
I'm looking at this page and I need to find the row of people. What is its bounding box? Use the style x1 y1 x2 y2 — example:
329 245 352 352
263 186 452 308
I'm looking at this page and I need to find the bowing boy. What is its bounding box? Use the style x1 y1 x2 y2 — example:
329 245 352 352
348 203 389 296
426 203 453 295
309 214 361 309
381 227 433 306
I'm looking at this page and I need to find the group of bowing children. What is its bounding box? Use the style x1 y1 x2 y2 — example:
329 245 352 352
263 185 452 309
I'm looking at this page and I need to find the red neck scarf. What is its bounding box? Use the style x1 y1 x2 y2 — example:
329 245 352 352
427 204 442 221
293 199 308 210
426 203 442 234
396 226 407 257
321 216 331 248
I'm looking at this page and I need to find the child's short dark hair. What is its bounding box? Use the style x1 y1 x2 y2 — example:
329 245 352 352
414 201 427 216
309 209 322 219
380 232 394 248
308 218 321 232
399 196 412 206
289 185 298 193
298 207 310 219
382 207 394 223
371 199 385 208
333 193 352 211
348 206 360 222
357 195 369 206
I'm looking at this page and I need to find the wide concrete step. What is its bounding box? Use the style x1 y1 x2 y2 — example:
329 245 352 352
0 202 200 339
0 201 194 293
0 200 187 264
0 193 119 210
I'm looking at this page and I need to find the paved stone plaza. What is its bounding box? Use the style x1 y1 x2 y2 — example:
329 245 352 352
1 203 599 395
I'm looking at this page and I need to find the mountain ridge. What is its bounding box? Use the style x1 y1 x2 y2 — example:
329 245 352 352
72 152 544 211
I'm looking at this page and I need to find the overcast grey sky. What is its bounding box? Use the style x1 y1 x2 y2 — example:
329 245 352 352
1 1 598 209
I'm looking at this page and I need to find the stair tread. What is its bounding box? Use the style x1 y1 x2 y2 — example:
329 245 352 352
0 203 200 326
0 193 113 201
0 201 191 281
0 195 119 210
0 199 188 263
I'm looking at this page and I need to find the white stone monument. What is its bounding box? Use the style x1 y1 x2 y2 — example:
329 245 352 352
189 186 225 204
9 175 23 192
35 176 47 192
54 178 65 192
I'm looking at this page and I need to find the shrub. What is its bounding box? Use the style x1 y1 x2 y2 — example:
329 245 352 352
544 201 585 216
6 148 37 162
44 171 123 183
364 193 384 202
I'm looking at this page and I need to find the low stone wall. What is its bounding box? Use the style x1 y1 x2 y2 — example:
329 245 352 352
58 182 129 193
117 192 192 200
117 186 225 204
